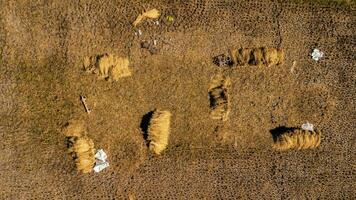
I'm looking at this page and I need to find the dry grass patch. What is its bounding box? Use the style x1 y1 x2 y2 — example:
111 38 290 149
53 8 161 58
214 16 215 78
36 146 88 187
133 9 160 27
63 120 95 173
83 53 131 81
147 110 172 155
271 127 321 151
229 47 284 67
208 74 231 121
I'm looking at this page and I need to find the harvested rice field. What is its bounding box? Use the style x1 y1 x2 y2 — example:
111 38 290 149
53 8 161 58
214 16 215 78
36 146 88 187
0 0 355 199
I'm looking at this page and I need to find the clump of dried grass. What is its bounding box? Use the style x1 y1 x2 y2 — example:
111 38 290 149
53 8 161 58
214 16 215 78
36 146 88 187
252 48 264 66
67 136 95 173
273 128 321 151
209 74 231 121
229 48 238 65
108 56 131 81
133 9 160 27
236 48 252 66
83 53 131 81
63 120 95 173
229 47 284 67
147 110 171 155
263 47 284 67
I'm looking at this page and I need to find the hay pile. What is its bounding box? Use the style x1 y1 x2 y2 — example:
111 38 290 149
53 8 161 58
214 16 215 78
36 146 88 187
147 110 172 155
229 47 284 67
133 9 160 27
83 53 131 81
208 74 231 121
63 120 95 173
273 128 321 151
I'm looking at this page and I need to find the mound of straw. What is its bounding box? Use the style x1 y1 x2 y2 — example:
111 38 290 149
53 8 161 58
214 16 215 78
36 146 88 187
83 53 131 81
133 9 160 27
147 110 172 155
64 120 95 173
273 129 321 151
209 75 231 121
229 47 284 67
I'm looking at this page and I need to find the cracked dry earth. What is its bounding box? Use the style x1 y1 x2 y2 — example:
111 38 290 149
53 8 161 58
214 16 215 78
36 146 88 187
0 0 355 199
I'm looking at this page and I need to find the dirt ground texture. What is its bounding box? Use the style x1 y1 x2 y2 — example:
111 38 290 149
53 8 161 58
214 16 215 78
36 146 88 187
0 0 355 199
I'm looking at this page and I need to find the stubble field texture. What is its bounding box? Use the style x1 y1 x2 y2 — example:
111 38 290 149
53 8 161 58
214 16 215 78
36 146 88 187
0 0 355 199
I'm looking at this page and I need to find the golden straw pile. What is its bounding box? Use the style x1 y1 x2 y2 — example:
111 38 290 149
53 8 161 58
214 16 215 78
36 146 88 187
273 128 321 151
83 53 131 81
63 120 95 173
229 47 284 67
147 110 172 155
208 75 231 121
133 9 160 27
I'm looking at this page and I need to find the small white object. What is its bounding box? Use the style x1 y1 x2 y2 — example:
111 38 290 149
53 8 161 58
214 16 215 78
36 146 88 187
311 49 324 61
301 122 314 131
154 21 160 25
93 162 109 173
153 39 157 45
93 149 109 172
95 149 107 161
134 29 142 36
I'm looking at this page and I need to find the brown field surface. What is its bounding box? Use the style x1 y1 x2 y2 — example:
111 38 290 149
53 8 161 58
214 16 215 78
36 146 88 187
0 0 355 199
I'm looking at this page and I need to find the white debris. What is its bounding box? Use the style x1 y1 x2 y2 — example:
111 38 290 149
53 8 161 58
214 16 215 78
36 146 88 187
93 149 109 173
95 149 107 160
301 122 314 131
154 20 160 25
94 162 109 173
134 29 142 36
311 49 324 61
153 39 157 45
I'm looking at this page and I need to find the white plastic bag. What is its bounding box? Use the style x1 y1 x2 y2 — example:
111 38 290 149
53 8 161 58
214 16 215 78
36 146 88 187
311 49 324 61
93 149 109 173
301 122 314 131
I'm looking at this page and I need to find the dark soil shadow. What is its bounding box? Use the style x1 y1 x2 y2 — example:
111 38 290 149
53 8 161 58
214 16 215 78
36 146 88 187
212 54 233 67
269 126 298 142
140 111 154 146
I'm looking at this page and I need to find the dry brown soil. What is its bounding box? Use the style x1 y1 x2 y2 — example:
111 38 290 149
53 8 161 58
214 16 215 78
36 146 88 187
0 0 355 199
